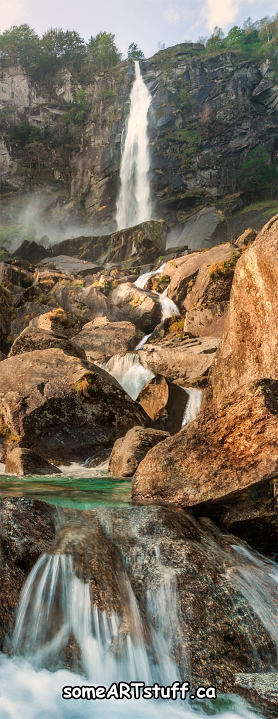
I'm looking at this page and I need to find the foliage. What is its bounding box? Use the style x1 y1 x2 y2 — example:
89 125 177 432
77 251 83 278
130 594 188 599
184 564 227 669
204 13 278 62
63 89 90 125
127 43 144 60
238 146 278 196
86 32 122 74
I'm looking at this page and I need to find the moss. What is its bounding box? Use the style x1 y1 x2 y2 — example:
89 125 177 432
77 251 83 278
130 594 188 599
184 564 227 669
208 252 239 280
167 316 184 338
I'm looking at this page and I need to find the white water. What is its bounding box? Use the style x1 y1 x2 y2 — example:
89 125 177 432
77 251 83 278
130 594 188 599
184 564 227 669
135 262 166 290
182 388 203 427
116 61 152 230
100 353 154 400
58 460 109 479
160 286 180 321
135 333 152 350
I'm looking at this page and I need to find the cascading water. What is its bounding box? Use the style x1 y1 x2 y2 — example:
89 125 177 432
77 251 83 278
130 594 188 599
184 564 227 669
100 353 154 400
116 61 152 230
182 388 202 427
135 263 167 290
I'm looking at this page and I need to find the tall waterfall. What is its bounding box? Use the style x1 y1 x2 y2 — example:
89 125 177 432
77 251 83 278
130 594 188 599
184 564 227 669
116 61 152 230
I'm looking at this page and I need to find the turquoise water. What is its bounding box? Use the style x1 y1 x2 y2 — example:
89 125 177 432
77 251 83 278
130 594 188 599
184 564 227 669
0 475 131 509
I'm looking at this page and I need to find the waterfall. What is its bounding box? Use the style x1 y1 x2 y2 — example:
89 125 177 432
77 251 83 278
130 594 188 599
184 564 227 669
116 61 152 230
159 287 180 321
12 550 181 686
182 388 202 427
100 353 154 400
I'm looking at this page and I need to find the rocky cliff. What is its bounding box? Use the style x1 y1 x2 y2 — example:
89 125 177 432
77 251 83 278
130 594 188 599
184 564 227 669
0 42 278 248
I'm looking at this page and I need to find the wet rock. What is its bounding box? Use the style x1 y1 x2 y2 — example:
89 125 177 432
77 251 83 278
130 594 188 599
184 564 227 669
5 447 61 476
72 318 143 362
173 206 225 251
0 498 56 648
109 282 162 333
109 426 170 477
0 348 148 463
235 672 278 718
138 335 219 383
137 375 169 422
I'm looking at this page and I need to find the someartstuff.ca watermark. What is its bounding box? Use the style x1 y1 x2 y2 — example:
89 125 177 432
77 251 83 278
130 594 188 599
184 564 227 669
62 681 217 701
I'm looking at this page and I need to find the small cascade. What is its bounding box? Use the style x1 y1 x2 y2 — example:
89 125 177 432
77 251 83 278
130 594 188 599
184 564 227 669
182 388 202 427
100 353 154 400
135 262 166 290
159 287 180 322
12 548 182 686
116 61 152 230
135 333 152 350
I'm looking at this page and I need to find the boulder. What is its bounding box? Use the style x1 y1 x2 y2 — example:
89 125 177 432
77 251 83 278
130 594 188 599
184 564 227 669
9 302 51 340
109 282 162 333
138 335 219 383
5 447 61 475
12 240 49 264
0 348 148 463
133 216 278 553
9 327 85 359
109 426 170 477
50 280 118 323
27 307 83 337
165 243 237 310
72 318 143 362
39 254 102 276
137 375 169 422
51 220 167 267
170 206 225 251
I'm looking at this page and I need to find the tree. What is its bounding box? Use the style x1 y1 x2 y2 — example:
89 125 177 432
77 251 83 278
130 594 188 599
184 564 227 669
226 26 244 46
40 28 86 74
0 25 40 71
127 43 144 60
238 146 278 196
86 32 122 72
206 27 225 53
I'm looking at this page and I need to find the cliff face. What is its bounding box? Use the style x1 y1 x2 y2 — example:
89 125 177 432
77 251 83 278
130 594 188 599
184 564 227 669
0 42 278 241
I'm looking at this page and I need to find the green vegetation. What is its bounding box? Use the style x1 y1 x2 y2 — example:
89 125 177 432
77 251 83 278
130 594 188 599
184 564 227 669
208 252 239 280
203 15 278 63
127 43 144 60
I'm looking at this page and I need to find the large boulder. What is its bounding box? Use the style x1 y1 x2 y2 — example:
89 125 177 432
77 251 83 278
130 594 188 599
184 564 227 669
9 326 85 359
0 348 148 463
51 220 167 267
39 254 101 276
138 335 219 383
109 282 162 333
165 242 237 310
50 280 113 323
133 217 278 552
109 426 170 477
5 447 61 475
72 317 143 362
137 375 169 422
